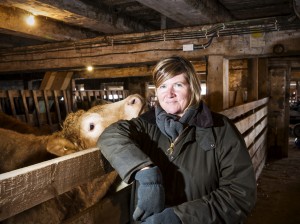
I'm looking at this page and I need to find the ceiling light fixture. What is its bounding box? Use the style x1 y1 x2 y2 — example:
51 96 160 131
26 15 35 26
87 65 93 71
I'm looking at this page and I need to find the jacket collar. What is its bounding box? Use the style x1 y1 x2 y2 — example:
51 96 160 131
139 101 222 128
189 101 214 128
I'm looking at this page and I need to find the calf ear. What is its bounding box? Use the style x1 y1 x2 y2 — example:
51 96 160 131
47 137 79 156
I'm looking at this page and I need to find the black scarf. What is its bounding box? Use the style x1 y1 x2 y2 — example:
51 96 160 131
155 105 197 141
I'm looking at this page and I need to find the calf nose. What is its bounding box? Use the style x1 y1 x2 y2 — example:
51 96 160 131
130 98 136 105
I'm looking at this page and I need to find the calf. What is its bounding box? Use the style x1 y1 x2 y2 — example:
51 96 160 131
0 111 52 135
0 94 145 172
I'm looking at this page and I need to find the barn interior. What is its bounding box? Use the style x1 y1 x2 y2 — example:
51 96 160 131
1 0 300 223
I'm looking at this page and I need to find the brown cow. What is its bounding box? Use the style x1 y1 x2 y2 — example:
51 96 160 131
0 111 52 135
0 128 77 173
1 94 146 223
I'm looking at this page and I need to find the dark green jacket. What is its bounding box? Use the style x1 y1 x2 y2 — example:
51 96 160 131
98 102 256 224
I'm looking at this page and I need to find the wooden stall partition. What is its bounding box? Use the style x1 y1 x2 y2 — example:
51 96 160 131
0 89 70 131
0 89 129 131
0 148 105 222
76 90 129 102
220 97 269 179
64 185 132 224
73 89 129 110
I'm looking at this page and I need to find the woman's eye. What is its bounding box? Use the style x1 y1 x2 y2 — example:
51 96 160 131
175 83 183 88
159 85 166 89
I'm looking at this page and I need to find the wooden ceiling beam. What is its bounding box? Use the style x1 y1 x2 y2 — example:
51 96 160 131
76 66 153 79
75 63 206 79
0 5 97 41
0 28 299 74
136 0 232 25
0 33 46 48
0 0 151 34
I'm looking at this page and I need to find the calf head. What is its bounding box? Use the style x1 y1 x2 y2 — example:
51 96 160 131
47 94 146 156
88 93 146 120
47 110 103 156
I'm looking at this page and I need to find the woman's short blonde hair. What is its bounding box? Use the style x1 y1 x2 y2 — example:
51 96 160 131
152 56 202 107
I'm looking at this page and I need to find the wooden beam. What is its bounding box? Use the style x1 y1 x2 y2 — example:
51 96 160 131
0 29 299 74
0 148 105 221
1 0 150 34
40 71 56 90
76 63 206 79
221 97 268 120
0 33 45 49
136 0 232 25
40 71 73 90
78 66 153 79
0 5 96 41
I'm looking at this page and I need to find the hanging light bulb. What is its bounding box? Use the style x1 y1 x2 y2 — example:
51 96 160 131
87 65 94 71
26 15 35 26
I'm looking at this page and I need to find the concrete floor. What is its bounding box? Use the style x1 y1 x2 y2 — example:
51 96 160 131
244 137 300 224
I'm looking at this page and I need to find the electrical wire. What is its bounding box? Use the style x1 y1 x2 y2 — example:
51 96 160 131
0 16 300 61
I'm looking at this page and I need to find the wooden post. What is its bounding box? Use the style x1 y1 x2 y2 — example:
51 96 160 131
71 79 77 112
20 90 30 123
87 91 92 106
7 90 17 117
53 90 62 124
248 58 259 102
206 55 229 112
258 58 269 99
32 90 42 127
63 90 69 115
43 90 53 126
268 61 290 158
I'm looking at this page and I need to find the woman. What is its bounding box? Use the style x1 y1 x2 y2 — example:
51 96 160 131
97 56 256 223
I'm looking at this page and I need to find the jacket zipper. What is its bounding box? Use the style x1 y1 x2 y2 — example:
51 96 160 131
167 142 175 155
166 126 189 156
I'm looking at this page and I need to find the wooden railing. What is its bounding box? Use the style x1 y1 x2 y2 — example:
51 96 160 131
220 97 269 179
0 97 269 222
0 89 129 131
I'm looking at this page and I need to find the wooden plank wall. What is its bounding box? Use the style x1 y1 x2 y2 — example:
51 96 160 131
220 97 269 179
0 148 105 221
0 89 129 131
0 97 269 222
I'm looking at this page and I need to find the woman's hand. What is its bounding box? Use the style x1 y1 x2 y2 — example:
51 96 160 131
142 208 181 224
133 166 165 221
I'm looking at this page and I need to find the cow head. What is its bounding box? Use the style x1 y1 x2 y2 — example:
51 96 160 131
88 94 146 119
47 94 146 156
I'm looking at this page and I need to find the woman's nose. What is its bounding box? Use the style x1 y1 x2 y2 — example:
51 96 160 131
166 87 175 96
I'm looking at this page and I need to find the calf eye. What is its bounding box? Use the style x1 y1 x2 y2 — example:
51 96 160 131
90 123 95 131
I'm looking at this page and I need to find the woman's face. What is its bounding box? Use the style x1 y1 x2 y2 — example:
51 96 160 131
156 73 191 117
